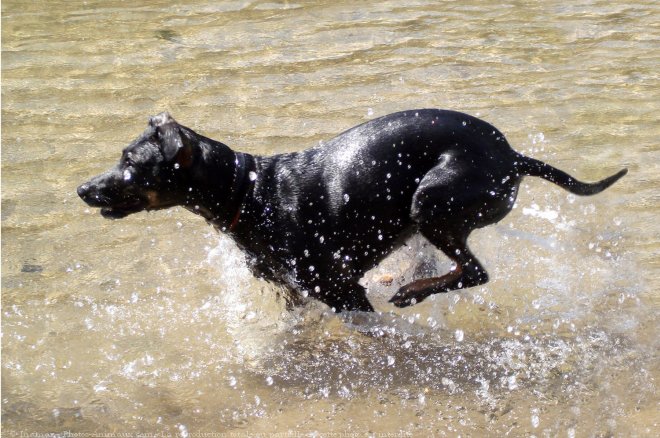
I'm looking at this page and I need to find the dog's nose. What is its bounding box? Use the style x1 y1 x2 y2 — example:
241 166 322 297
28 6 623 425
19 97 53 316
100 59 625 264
77 183 90 199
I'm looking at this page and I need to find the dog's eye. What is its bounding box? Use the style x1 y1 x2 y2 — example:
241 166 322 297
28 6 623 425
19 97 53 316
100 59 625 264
123 152 136 166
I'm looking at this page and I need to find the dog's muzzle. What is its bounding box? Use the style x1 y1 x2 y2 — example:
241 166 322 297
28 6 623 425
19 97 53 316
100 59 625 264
77 179 146 219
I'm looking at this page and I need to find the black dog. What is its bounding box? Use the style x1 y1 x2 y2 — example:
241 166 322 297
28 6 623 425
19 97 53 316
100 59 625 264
78 109 626 312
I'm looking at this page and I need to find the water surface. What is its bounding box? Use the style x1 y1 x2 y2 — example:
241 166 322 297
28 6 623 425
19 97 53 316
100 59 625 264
2 0 658 435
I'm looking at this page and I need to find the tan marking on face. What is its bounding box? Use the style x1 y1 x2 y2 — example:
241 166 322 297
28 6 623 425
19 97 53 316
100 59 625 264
145 190 163 208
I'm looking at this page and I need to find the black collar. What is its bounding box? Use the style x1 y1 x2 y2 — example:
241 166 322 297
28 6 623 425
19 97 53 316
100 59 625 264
228 152 255 231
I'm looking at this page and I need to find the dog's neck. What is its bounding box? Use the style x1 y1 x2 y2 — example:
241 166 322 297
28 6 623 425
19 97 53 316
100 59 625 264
182 141 255 231
225 151 256 231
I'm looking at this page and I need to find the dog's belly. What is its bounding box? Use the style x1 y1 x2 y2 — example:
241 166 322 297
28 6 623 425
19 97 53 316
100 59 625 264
259 207 416 289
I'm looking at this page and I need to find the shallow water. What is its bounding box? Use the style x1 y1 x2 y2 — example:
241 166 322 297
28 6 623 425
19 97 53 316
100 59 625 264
2 0 658 436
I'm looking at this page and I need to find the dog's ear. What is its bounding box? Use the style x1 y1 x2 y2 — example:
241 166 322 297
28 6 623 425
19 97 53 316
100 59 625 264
149 112 188 162
159 124 185 161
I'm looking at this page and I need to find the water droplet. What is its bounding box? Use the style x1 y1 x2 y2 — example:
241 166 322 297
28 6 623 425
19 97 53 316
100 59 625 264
386 173 391 179
314 286 321 293
123 169 132 181
531 409 540 428
228 376 237 387
367 108 374 116
343 193 350 203
454 329 464 342
462 120 467 126
266 376 273 385
174 163 180 169
387 356 395 366
309 265 315 272
248 171 257 181
507 375 518 390
319 236 325 243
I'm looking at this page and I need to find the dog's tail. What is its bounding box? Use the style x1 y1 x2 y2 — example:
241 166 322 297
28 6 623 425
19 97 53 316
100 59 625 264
515 154 627 196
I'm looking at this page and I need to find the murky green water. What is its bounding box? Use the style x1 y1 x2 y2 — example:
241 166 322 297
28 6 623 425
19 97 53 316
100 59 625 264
2 0 658 436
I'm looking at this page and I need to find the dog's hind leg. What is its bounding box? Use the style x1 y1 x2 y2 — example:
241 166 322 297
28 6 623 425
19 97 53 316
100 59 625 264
388 160 508 308
389 227 488 308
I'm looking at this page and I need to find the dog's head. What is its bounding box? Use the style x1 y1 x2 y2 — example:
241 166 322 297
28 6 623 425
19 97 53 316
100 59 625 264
77 112 195 219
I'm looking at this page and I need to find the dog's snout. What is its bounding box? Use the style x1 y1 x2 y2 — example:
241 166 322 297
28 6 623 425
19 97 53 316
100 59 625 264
77 183 91 199
77 181 102 204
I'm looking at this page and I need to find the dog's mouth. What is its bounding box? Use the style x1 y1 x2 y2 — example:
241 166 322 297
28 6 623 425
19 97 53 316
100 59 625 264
99 199 145 219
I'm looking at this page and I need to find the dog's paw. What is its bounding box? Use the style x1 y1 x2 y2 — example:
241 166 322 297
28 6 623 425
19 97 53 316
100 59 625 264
388 287 422 308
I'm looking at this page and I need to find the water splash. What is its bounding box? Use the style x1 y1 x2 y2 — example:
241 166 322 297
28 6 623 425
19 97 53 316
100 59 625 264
204 235 296 359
